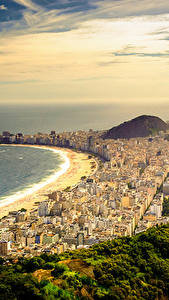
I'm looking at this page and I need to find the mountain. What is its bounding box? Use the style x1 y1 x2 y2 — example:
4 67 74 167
103 115 168 139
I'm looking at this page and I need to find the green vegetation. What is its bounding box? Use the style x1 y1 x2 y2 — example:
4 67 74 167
63 186 71 192
81 176 87 181
20 208 27 212
0 224 169 299
162 197 169 216
127 182 135 189
156 183 163 194
149 128 158 136
51 263 69 278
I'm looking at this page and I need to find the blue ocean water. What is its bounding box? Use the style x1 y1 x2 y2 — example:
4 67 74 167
0 145 63 200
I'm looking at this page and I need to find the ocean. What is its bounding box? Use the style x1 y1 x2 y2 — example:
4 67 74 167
0 103 168 135
0 145 64 202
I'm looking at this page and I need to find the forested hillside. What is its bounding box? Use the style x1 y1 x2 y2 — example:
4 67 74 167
103 115 168 139
0 224 169 300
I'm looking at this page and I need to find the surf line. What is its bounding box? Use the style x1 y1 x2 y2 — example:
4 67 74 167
0 145 70 208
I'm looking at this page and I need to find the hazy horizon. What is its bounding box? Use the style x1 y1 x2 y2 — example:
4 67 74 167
0 103 168 134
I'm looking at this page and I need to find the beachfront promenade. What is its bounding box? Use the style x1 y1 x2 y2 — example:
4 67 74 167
0 129 169 257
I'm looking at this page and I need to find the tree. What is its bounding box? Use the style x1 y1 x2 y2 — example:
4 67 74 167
51 263 69 278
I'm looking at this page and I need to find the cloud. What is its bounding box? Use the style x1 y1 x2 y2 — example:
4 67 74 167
149 27 169 41
0 4 7 10
98 60 127 66
73 75 114 81
13 0 41 11
0 79 39 85
1 0 169 106
112 49 169 57
150 28 169 35
1 0 169 36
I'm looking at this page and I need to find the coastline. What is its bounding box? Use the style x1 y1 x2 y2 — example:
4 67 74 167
0 145 96 219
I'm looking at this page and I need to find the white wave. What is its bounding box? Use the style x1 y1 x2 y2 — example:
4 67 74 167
0 146 70 208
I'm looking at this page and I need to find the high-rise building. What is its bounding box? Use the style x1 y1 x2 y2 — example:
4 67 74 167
77 232 84 246
0 240 10 256
38 200 50 217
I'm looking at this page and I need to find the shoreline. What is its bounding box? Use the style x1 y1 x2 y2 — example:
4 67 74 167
0 145 96 219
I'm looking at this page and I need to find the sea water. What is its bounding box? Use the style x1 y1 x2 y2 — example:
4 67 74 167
0 103 168 135
0 145 64 202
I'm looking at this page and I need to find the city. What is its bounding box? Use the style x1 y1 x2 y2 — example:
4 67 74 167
0 129 169 258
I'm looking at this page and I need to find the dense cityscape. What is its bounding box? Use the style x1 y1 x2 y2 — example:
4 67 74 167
0 129 169 258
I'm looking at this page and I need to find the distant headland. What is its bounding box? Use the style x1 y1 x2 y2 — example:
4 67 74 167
0 115 168 145
102 115 168 139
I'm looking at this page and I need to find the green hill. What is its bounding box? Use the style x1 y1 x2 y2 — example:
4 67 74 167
0 224 169 299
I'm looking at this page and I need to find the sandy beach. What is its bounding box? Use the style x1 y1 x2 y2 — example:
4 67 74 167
0 145 97 219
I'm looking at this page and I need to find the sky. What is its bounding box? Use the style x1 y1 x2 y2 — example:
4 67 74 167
0 0 169 105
